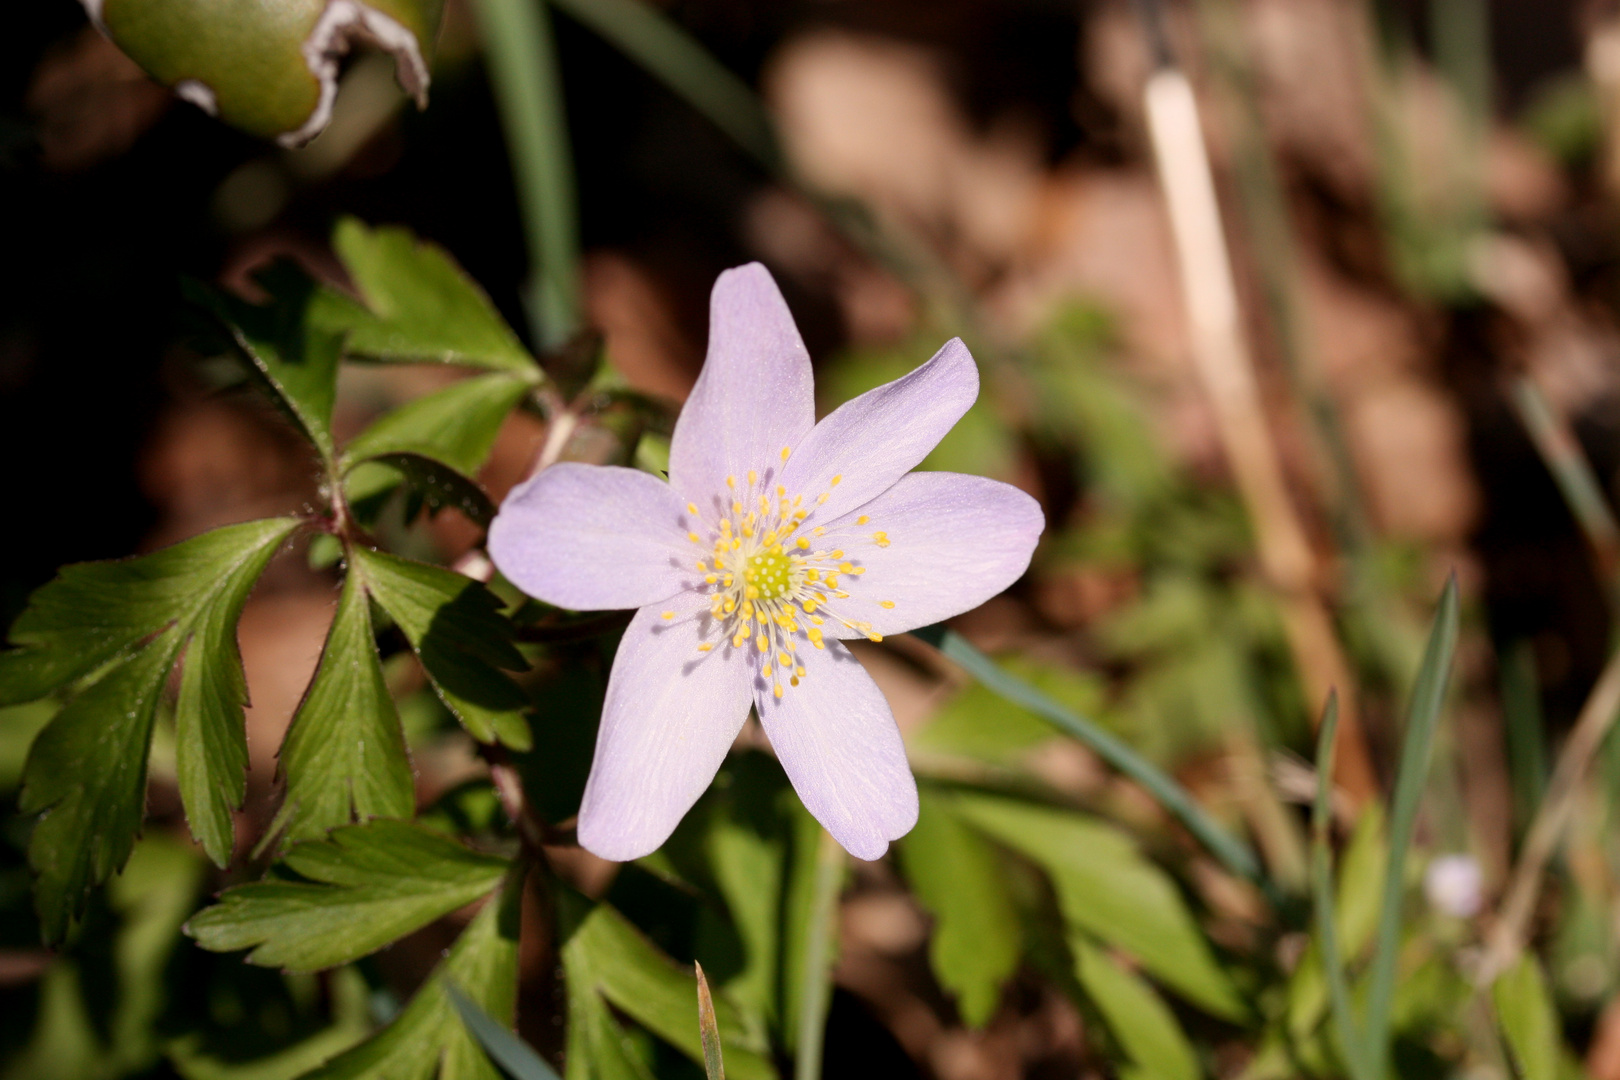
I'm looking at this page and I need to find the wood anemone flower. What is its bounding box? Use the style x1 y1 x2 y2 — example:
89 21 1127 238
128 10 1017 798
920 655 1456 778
489 263 1044 861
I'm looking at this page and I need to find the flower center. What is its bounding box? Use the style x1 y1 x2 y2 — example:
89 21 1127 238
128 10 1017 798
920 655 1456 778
660 447 898 700
746 548 794 601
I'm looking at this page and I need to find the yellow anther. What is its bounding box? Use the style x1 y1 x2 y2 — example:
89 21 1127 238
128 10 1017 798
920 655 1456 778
723 597 736 613
746 586 760 600
831 474 842 486
817 492 829 504
812 639 825 650
762 664 772 678
773 683 784 699
687 503 699 516
705 574 718 584
732 501 744 514
764 531 777 545
688 532 700 543
661 611 674 620
698 643 713 652
793 510 808 522
806 569 819 582
794 495 803 506
812 526 826 535
748 469 758 485
857 515 869 525
808 627 823 643
832 550 845 559
742 601 754 617
803 599 817 613
776 484 786 496
758 495 770 512
811 615 824 625
851 567 866 575
796 537 811 550
778 651 791 666
730 539 741 551
839 563 855 574
733 631 746 648
726 475 736 489
867 632 883 642
790 676 800 686
879 600 896 609
795 665 806 678
756 633 768 652
825 575 838 589
720 519 732 532
781 445 791 461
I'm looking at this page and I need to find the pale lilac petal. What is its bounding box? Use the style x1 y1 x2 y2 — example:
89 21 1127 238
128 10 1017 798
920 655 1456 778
780 338 978 523
669 264 816 504
578 606 754 860
817 472 1043 637
755 641 918 860
489 463 695 611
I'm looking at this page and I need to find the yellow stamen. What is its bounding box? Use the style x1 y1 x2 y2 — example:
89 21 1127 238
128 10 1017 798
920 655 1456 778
661 611 674 620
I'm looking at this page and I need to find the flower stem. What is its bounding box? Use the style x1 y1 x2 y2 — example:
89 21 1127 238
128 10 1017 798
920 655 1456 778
794 827 843 1080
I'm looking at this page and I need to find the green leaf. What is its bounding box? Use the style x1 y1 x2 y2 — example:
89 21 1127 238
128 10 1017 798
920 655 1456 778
1070 935 1199 1080
6 518 299 938
188 268 345 463
187 819 510 971
896 792 1020 1027
558 892 776 1080
271 568 415 846
340 371 533 479
330 218 538 373
1310 695 1372 1080
1494 955 1560 1080
703 803 785 1033
300 873 523 1080
344 454 499 529
950 793 1244 1021
349 547 531 748
1362 575 1459 1079
695 962 727 1080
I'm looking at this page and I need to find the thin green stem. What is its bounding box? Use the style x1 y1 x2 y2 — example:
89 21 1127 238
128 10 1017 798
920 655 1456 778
794 828 843 1080
472 0 581 349
929 628 1281 910
1312 695 1374 1080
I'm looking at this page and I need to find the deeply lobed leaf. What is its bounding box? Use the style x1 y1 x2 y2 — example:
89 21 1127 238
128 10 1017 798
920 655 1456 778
7 518 300 938
271 569 416 847
351 547 531 748
329 218 539 373
187 819 510 971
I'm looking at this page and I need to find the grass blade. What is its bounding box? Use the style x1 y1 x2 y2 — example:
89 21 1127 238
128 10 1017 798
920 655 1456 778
794 827 844 1080
1361 575 1460 1079
931 628 1277 907
1312 693 1372 1080
695 961 726 1080
446 981 563 1080
470 0 581 347
546 0 778 172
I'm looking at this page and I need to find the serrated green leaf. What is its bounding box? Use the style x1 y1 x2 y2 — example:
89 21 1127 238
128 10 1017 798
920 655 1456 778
951 793 1244 1021
1494 955 1560 1080
0 518 299 705
187 819 509 971
341 372 533 479
272 569 414 845
300 874 523 1080
177 523 307 866
345 453 499 529
330 218 538 373
558 892 776 1080
188 267 345 462
6 518 299 939
349 547 530 749
897 793 1020 1027
1071 935 1199 1080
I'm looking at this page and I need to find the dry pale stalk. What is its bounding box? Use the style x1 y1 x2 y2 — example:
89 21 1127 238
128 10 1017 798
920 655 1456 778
1143 68 1377 803
1478 646 1620 985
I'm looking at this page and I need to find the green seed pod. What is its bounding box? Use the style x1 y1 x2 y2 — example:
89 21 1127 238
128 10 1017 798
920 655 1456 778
80 0 443 146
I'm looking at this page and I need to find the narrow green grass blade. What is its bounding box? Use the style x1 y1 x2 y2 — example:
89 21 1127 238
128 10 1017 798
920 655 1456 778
470 0 580 348
1500 639 1548 843
1312 694 1372 1080
546 0 778 172
695 961 726 1080
794 828 844 1080
1361 575 1460 1079
933 629 1277 907
446 982 563 1080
